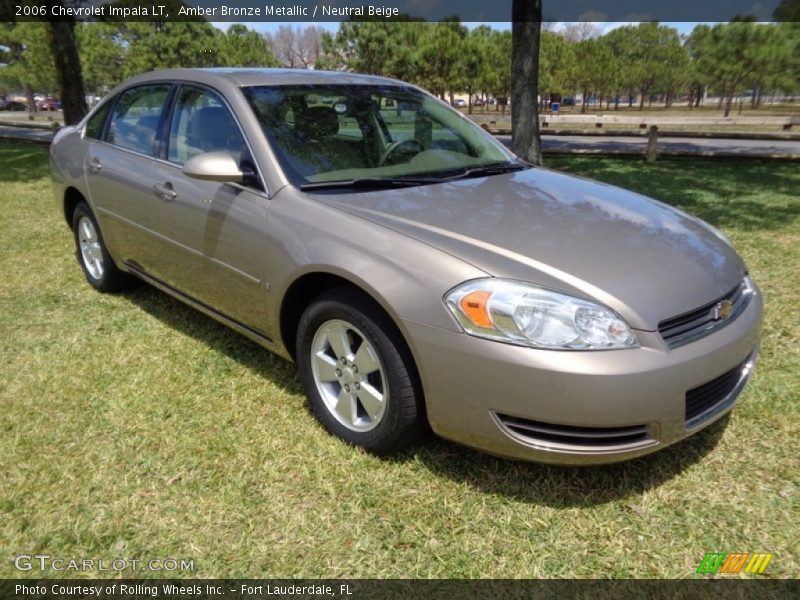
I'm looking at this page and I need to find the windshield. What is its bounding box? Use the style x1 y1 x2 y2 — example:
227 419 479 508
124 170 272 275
243 84 519 188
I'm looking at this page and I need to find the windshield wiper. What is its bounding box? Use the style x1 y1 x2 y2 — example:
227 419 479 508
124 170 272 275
449 162 529 179
299 163 530 191
299 177 443 191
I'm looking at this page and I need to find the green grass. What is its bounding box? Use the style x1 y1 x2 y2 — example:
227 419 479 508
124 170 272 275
0 142 797 579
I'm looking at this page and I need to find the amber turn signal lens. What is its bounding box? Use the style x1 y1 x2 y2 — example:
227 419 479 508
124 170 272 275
459 290 493 328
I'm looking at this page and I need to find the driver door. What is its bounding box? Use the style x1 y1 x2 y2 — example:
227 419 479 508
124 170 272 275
149 85 271 334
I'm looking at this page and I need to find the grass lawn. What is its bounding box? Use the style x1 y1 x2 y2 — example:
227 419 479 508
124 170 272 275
0 142 797 579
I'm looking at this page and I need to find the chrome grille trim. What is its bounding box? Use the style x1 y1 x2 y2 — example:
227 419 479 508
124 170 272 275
658 278 753 349
495 414 655 453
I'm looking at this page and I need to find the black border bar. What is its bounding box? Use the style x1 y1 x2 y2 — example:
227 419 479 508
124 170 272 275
2 0 795 23
2 579 799 600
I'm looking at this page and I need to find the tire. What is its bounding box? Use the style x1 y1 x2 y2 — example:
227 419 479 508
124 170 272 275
72 202 134 293
296 288 426 455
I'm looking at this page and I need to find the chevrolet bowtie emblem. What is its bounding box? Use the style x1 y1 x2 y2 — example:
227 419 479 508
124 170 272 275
713 299 733 320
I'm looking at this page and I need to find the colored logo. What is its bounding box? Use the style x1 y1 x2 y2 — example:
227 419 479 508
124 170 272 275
713 299 733 320
696 552 772 574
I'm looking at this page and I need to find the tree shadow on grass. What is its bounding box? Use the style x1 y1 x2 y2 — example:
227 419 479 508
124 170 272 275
0 141 50 182
122 281 729 508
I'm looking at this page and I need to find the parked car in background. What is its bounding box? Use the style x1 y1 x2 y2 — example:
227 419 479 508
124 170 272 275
0 100 26 111
451 98 467 108
473 98 484 107
50 68 762 465
37 97 59 111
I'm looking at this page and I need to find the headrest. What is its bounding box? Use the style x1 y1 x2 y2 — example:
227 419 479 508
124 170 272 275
295 106 339 138
136 114 160 132
187 106 239 150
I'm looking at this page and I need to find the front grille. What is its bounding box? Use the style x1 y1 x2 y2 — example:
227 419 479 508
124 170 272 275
685 359 749 424
496 414 652 450
659 280 751 349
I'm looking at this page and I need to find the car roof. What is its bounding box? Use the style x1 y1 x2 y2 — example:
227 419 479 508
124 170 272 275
120 68 407 89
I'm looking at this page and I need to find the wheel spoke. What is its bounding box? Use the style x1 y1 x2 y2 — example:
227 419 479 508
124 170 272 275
309 318 388 433
80 219 94 242
313 351 339 382
356 383 384 419
335 389 356 425
326 323 353 361
353 342 380 375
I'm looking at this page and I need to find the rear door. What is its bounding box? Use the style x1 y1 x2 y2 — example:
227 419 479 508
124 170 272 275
83 83 173 273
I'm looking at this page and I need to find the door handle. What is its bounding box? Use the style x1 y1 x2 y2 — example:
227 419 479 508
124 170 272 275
153 182 177 201
87 157 102 173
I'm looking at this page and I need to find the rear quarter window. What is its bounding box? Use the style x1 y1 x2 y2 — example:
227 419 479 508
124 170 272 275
84 101 112 140
106 84 171 156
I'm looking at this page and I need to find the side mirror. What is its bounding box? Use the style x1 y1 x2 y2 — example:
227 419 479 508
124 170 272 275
183 151 244 183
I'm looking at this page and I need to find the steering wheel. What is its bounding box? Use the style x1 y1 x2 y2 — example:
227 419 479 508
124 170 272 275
379 139 423 166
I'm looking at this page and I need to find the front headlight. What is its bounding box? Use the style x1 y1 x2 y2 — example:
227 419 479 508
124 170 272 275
445 279 638 350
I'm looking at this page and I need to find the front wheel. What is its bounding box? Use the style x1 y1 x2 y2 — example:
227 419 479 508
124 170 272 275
296 289 426 455
72 202 134 293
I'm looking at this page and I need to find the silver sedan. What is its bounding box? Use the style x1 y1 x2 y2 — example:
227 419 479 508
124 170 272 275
51 69 762 464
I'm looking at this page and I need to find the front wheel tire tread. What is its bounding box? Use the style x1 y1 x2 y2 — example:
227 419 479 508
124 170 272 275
297 288 427 455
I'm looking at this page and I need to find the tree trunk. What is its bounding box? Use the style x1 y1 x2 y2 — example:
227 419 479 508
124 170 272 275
510 0 542 165
47 20 88 125
581 89 588 114
24 84 37 114
639 90 645 110
724 94 734 117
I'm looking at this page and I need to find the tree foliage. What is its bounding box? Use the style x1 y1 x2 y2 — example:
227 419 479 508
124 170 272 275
687 21 797 115
2 17 798 127
0 22 57 105
604 23 686 110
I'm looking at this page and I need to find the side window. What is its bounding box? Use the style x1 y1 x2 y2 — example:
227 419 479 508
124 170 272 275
84 100 112 140
167 86 245 166
106 85 170 156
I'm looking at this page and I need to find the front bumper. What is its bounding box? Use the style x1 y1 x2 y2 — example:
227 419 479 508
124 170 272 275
402 285 762 465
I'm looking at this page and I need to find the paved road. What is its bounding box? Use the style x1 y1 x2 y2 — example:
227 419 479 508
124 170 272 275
2 124 799 158
497 134 800 158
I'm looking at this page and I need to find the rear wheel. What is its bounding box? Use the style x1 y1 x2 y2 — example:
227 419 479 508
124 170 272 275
72 202 134 293
296 289 426 455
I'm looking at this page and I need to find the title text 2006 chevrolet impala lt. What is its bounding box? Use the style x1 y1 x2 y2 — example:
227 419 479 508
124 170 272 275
50 69 762 464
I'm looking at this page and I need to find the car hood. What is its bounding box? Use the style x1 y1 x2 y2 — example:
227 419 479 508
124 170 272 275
313 168 746 330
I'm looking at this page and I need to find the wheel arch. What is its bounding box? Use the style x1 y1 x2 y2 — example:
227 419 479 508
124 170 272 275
280 271 404 360
63 186 87 227
280 270 429 427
